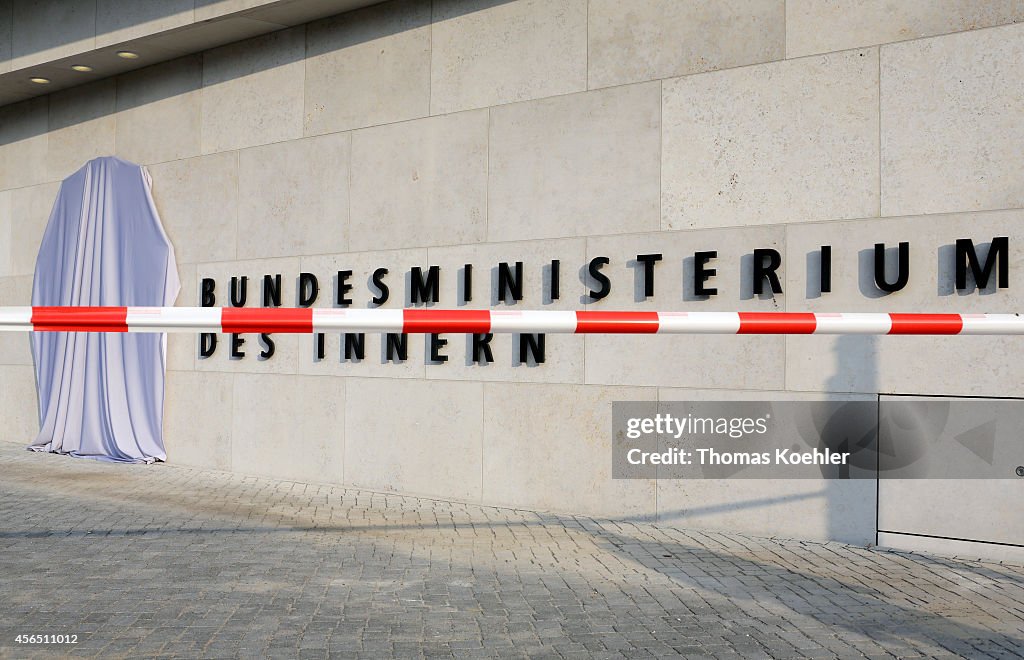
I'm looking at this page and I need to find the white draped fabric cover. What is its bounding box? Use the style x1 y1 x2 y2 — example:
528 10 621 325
28 157 180 463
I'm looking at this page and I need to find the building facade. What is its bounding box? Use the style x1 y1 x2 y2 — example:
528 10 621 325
1 0 1022 562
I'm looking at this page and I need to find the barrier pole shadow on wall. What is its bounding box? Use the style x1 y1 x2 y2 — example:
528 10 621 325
825 334 879 545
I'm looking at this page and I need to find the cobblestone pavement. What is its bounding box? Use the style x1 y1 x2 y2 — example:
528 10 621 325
0 443 1022 660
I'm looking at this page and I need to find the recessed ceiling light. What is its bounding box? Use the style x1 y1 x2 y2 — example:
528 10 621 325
116 51 139 59
71 64 93 72
29 77 50 84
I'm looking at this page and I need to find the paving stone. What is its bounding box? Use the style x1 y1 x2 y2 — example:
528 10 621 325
0 444 1021 659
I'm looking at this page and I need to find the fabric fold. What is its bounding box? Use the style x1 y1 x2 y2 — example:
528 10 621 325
29 156 180 463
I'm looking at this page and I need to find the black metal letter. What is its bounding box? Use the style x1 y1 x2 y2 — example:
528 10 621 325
820 246 832 294
410 266 440 304
461 264 473 303
262 274 281 307
874 242 909 293
472 333 494 363
230 333 245 358
518 334 546 364
694 251 718 297
752 248 783 295
298 272 319 307
587 257 611 300
635 253 663 298
549 259 560 300
199 333 217 357
229 276 247 307
498 261 524 303
336 270 353 306
259 333 275 359
371 268 389 306
201 278 216 307
343 333 365 361
956 237 1008 290
385 332 407 361
429 333 448 363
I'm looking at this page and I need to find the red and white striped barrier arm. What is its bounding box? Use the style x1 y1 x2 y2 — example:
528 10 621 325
0 307 1022 335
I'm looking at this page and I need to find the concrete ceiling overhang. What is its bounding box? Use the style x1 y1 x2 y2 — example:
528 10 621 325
0 0 385 107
